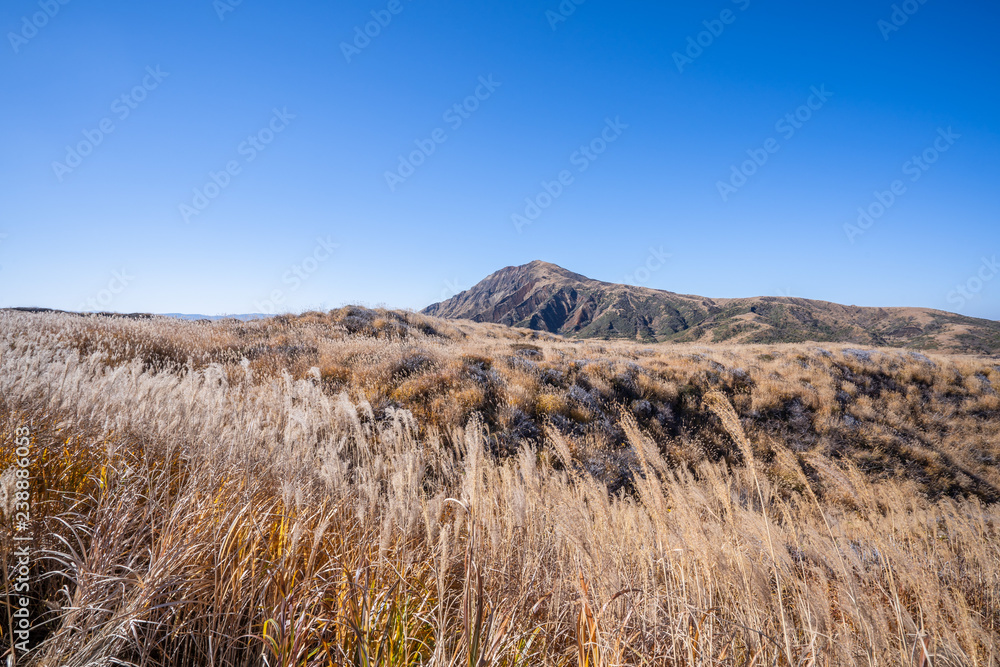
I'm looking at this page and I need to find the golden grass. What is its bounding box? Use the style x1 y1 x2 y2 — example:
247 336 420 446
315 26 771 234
1 308 999 665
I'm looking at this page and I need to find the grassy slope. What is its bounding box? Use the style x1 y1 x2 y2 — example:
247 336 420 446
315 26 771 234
1 307 999 665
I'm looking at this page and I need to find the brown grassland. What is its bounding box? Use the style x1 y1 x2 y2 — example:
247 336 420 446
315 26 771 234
1 307 999 666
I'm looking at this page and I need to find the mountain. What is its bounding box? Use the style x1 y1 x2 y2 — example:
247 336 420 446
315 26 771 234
422 261 1000 354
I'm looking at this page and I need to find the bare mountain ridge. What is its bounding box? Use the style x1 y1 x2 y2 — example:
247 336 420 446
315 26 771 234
422 260 1000 354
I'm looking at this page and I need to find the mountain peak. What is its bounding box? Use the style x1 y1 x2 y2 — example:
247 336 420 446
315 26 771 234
496 260 587 281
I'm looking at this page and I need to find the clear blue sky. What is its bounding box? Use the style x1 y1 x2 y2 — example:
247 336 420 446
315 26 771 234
1 0 998 318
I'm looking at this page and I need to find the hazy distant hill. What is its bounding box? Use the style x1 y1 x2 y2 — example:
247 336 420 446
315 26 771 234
423 260 1000 354
2 308 271 322
160 313 272 322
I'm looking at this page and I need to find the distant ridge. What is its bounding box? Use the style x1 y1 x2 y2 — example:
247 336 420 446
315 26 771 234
1 308 272 322
160 313 272 322
422 260 1000 354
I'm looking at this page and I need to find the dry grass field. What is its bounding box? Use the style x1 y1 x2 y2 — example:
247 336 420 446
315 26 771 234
2 307 999 666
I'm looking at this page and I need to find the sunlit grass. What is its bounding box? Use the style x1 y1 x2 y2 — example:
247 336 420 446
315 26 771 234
1 309 999 665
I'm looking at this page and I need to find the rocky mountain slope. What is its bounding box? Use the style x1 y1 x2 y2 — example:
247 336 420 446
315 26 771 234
422 261 1000 354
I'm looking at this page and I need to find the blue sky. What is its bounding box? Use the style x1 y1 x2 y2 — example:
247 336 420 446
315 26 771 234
1 0 998 319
